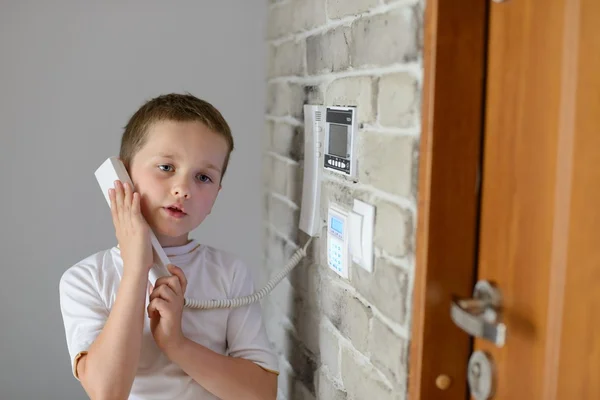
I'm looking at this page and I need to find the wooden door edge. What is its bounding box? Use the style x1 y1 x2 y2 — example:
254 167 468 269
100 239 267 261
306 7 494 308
408 1 488 399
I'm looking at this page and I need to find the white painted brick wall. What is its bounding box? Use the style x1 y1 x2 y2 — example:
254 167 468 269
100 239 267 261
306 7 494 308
306 27 353 75
328 0 380 19
264 0 423 398
350 8 419 68
325 77 376 122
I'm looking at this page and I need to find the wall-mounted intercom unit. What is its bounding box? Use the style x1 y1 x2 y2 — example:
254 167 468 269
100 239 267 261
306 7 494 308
300 104 374 280
324 106 358 179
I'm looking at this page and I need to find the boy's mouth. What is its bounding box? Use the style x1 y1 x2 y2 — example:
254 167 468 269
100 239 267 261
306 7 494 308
164 203 187 218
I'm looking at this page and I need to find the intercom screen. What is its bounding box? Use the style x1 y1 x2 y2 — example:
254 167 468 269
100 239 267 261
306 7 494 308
329 124 348 158
331 216 343 235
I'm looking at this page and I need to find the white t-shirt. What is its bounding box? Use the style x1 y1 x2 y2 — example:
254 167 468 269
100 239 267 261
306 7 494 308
59 239 278 400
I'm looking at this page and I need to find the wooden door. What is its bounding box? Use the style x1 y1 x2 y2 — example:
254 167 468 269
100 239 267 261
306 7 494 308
473 0 600 398
409 0 600 399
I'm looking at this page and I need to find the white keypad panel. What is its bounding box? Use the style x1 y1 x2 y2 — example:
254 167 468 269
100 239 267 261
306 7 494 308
327 205 349 279
328 239 344 273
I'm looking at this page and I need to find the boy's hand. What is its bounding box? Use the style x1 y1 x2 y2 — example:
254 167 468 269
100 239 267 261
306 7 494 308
147 265 188 354
108 180 153 275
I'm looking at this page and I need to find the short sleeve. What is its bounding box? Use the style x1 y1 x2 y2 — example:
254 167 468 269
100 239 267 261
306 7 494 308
225 261 279 375
59 264 109 379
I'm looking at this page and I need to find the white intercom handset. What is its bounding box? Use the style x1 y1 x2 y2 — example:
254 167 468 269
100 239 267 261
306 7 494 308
299 104 325 236
95 158 172 286
95 107 323 309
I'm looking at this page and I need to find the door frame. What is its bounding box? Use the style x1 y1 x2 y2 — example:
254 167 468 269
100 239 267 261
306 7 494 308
408 1 489 399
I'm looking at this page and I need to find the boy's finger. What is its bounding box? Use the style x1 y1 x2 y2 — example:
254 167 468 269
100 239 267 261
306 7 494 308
167 265 187 294
147 298 168 317
114 180 124 218
123 182 132 212
157 275 182 298
132 192 141 216
154 275 179 292
149 283 177 303
108 188 118 222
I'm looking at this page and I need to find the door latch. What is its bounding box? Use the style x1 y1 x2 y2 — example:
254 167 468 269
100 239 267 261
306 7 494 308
468 350 496 400
450 280 506 347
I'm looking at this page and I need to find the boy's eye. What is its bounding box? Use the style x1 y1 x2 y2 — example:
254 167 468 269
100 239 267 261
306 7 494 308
159 165 173 172
197 174 213 183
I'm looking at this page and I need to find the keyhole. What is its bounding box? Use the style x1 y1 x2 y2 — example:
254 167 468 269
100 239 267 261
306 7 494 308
470 362 482 395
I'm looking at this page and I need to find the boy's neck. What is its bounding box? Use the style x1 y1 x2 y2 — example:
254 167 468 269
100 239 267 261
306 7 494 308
156 233 192 248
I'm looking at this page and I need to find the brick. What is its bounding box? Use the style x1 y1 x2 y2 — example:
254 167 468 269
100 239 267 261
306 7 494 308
378 73 419 128
262 156 274 192
373 200 413 257
272 123 303 161
288 259 321 309
357 132 415 197
268 0 327 39
351 8 419 68
320 181 360 216
286 333 318 394
369 317 408 387
268 195 299 240
353 258 410 325
320 276 372 353
317 369 347 400
326 76 375 122
290 0 327 33
264 120 274 149
265 230 297 275
292 297 321 355
307 26 352 75
319 274 346 326
269 40 306 78
328 0 379 19
304 84 325 105
264 302 288 355
340 346 395 399
319 319 342 379
340 295 371 353
266 82 305 119
263 223 272 263
267 2 294 39
269 276 295 318
271 157 288 197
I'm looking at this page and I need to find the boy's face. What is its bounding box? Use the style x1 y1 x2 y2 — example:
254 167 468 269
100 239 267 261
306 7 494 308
128 120 228 247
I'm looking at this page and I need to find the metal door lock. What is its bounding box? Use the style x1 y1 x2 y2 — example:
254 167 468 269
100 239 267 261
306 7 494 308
450 280 506 347
468 351 496 399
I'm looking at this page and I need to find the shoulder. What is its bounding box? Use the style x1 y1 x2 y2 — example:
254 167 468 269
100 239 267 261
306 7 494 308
59 247 119 296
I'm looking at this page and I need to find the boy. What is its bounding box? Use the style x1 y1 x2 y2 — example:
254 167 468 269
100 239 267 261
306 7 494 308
59 93 278 400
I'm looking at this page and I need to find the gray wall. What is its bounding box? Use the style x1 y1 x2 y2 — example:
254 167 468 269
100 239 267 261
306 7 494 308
0 1 266 399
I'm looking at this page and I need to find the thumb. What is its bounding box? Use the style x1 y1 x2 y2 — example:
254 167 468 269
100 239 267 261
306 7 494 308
168 264 187 293
167 264 184 276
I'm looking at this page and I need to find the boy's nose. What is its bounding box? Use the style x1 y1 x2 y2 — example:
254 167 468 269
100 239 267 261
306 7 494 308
172 186 190 199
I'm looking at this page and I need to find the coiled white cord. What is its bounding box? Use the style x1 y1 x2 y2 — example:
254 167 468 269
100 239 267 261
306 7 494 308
183 236 314 310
